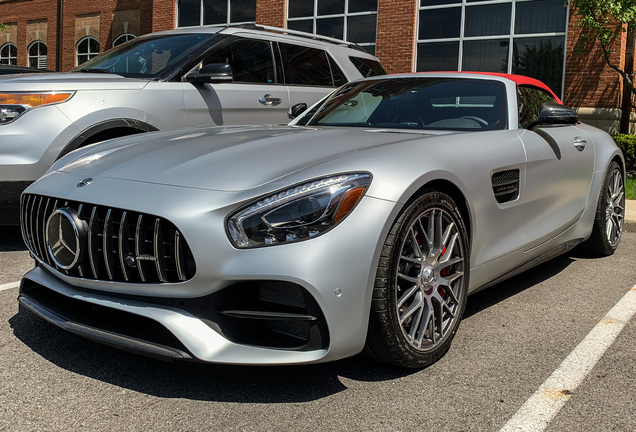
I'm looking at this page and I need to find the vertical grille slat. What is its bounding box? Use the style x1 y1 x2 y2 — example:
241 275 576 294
20 194 196 284
175 231 186 282
154 218 167 283
103 209 115 281
88 206 100 279
118 211 130 282
135 214 147 282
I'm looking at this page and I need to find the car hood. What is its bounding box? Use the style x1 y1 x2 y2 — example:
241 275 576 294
0 72 148 91
55 125 444 191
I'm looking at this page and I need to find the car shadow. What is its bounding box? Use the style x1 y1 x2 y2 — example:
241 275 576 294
8 252 578 403
8 306 415 403
0 226 27 252
463 252 575 319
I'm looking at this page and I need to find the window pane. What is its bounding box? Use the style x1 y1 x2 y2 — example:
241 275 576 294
518 86 557 126
419 8 461 39
420 0 461 5
318 0 345 15
515 0 567 34
205 38 274 83
231 0 256 22
204 0 227 25
280 43 337 86
512 36 564 94
347 15 377 44
289 0 314 18
178 0 201 27
416 41 459 71
349 0 377 13
464 3 511 37
462 39 509 72
316 17 344 39
288 20 314 33
350 56 386 77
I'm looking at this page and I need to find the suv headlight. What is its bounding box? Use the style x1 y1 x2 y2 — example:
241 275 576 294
227 173 371 248
0 92 75 124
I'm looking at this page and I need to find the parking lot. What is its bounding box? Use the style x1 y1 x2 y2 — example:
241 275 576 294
1 225 634 432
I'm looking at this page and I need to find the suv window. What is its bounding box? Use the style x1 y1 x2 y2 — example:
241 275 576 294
517 85 556 127
279 43 346 87
202 37 276 84
72 34 215 78
350 56 386 78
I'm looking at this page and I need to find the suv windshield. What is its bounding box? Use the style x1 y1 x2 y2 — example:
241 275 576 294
306 77 507 131
72 33 217 79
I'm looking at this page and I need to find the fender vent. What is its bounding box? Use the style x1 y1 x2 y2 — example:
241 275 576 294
492 169 520 203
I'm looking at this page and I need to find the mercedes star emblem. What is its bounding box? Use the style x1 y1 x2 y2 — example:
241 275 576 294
45 208 87 270
77 178 93 188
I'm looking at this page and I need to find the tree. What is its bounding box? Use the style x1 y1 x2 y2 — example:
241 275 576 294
571 0 636 132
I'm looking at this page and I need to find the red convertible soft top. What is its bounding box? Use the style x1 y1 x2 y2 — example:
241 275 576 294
442 71 563 104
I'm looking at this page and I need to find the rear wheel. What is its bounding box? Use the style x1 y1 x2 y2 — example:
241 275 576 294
365 191 469 368
583 161 624 256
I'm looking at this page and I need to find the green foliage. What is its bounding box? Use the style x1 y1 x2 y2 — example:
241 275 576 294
612 133 636 171
626 176 636 199
0 23 6 32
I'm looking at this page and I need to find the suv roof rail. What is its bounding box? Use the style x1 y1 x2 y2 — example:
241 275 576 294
225 24 369 53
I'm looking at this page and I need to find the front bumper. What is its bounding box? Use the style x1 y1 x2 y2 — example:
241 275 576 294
18 174 399 364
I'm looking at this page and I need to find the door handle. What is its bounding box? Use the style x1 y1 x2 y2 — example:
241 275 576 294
259 94 282 106
573 137 587 151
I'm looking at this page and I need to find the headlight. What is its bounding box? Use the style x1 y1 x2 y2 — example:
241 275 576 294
0 92 75 124
227 173 371 248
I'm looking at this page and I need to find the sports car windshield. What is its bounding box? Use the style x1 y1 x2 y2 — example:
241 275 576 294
71 33 218 79
306 77 507 131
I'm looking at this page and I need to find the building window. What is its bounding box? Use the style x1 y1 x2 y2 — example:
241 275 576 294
113 33 136 47
28 41 48 69
0 43 17 65
416 0 567 96
76 37 100 66
287 0 378 55
177 0 256 27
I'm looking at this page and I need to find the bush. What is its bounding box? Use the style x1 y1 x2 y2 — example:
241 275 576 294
612 134 636 173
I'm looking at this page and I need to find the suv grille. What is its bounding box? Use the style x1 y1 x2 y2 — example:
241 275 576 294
21 194 196 283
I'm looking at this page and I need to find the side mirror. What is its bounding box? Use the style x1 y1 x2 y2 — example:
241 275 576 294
186 63 233 84
526 103 578 129
288 103 308 119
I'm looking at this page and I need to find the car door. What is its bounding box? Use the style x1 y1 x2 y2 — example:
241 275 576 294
183 36 291 127
517 87 595 250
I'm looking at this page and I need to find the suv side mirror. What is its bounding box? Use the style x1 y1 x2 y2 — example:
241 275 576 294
526 103 578 129
288 103 308 119
186 63 233 84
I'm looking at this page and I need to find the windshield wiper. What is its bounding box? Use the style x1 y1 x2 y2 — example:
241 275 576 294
79 68 114 74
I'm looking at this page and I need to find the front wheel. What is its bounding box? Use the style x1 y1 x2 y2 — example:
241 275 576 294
582 161 625 256
364 191 469 368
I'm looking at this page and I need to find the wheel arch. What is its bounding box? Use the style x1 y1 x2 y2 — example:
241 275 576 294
400 179 473 245
58 118 159 159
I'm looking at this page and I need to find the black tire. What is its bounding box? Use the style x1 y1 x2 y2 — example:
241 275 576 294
364 191 470 368
582 161 625 256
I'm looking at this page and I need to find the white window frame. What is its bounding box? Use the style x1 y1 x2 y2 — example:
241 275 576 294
76 36 100 66
176 0 257 27
113 33 136 47
0 42 18 65
416 0 568 98
286 0 379 52
28 41 48 69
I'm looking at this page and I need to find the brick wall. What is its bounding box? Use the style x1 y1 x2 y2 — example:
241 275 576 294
256 0 285 28
376 0 417 74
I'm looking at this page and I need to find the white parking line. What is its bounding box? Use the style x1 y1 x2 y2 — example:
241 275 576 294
499 284 636 432
0 281 19 292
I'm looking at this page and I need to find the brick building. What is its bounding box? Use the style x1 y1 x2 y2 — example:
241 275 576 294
0 0 633 132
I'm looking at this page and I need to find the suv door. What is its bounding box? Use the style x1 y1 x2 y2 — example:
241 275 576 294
183 37 290 127
517 86 595 250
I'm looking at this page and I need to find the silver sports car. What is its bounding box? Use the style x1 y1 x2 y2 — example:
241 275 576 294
18 72 625 368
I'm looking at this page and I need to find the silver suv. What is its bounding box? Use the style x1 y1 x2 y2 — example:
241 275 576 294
0 25 384 224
